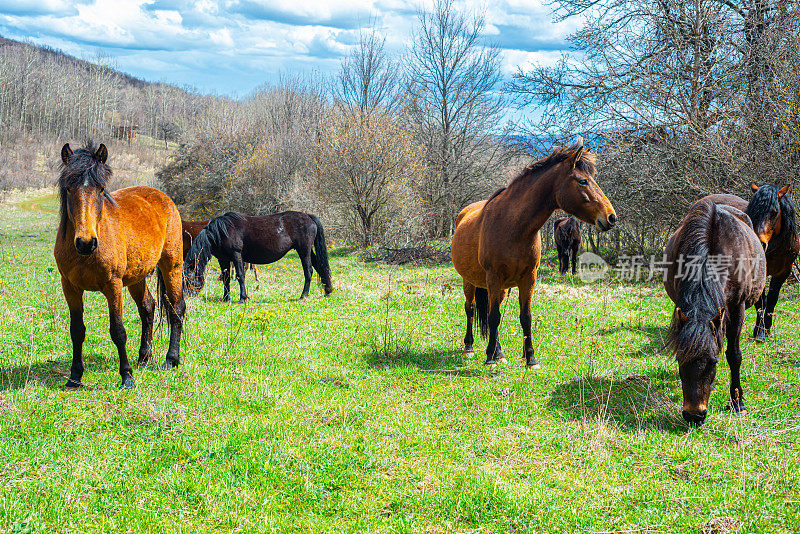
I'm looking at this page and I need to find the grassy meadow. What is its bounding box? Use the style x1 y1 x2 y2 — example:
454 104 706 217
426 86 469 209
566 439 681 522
1 189 800 533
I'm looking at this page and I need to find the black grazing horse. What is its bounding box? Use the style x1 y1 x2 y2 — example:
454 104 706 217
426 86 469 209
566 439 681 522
184 211 334 302
705 183 798 342
554 216 581 275
664 198 766 426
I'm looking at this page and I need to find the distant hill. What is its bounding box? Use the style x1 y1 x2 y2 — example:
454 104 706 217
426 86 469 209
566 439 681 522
0 34 222 143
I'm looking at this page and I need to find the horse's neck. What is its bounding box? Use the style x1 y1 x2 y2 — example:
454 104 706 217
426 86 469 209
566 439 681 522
501 170 559 237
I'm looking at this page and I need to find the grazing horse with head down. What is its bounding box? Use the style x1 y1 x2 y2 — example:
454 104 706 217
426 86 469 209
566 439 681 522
183 211 333 302
664 198 766 426
554 216 581 275
704 183 798 342
451 138 617 368
54 142 185 389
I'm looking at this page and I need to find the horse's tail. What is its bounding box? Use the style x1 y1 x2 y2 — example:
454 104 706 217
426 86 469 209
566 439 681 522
182 227 215 295
309 214 334 295
475 287 490 339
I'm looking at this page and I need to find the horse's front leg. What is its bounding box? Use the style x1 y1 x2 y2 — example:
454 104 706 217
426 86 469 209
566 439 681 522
726 302 746 413
103 281 134 389
232 252 248 303
219 258 232 302
518 272 540 369
128 280 155 367
62 278 86 389
484 276 507 365
763 274 789 338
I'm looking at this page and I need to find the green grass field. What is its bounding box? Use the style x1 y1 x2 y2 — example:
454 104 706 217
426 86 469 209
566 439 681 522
1 190 800 533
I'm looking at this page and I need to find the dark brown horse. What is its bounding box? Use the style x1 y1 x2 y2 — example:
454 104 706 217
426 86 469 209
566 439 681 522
451 138 617 368
184 211 333 302
664 198 766 426
54 142 185 389
182 220 258 281
704 183 798 342
554 216 581 275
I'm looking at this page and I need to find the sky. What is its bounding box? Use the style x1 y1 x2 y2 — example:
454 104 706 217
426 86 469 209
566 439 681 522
0 0 577 98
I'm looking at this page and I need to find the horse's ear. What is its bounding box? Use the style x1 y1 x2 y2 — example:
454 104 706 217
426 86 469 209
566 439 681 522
778 185 790 199
676 307 688 324
750 182 759 193
95 143 108 163
569 137 585 168
61 143 73 165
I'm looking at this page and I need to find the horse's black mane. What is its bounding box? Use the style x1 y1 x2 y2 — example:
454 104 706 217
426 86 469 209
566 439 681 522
183 212 247 292
486 141 597 203
58 141 115 237
667 199 726 365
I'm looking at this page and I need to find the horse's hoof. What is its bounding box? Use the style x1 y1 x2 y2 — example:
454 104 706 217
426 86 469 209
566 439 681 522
238 299 247 304
496 356 507 364
65 379 83 390
121 376 135 389
161 360 178 371
484 360 497 367
463 349 475 357
137 357 150 368
324 287 334 296
731 403 747 414
526 363 541 370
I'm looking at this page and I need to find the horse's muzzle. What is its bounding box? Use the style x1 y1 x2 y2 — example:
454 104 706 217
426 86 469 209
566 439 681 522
596 213 617 231
75 237 98 255
682 409 707 426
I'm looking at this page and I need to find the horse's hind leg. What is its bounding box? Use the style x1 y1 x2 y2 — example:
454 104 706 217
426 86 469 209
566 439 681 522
571 244 579 275
299 248 313 300
726 302 746 412
160 264 185 369
128 280 155 367
102 281 134 389
62 278 86 389
518 273 540 369
463 282 476 356
753 288 767 342
484 277 508 365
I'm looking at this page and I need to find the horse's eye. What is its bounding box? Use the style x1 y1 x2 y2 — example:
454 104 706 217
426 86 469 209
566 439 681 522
578 178 589 186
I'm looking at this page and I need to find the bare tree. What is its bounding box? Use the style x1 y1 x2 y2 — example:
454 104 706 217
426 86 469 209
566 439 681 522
332 25 399 117
311 110 426 247
406 0 508 236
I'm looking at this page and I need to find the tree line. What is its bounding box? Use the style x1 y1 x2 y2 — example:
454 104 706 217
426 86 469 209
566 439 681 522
3 0 800 257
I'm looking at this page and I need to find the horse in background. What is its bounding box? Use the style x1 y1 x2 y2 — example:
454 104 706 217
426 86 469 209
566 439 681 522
451 138 617 369
664 198 766 426
554 216 581 275
182 219 258 282
54 142 185 389
184 211 333 302
705 183 798 342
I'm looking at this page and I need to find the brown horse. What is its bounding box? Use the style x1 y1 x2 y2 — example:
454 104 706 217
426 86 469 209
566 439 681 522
554 216 581 275
704 183 798 342
451 138 617 368
182 220 258 282
54 142 185 389
664 198 766 426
